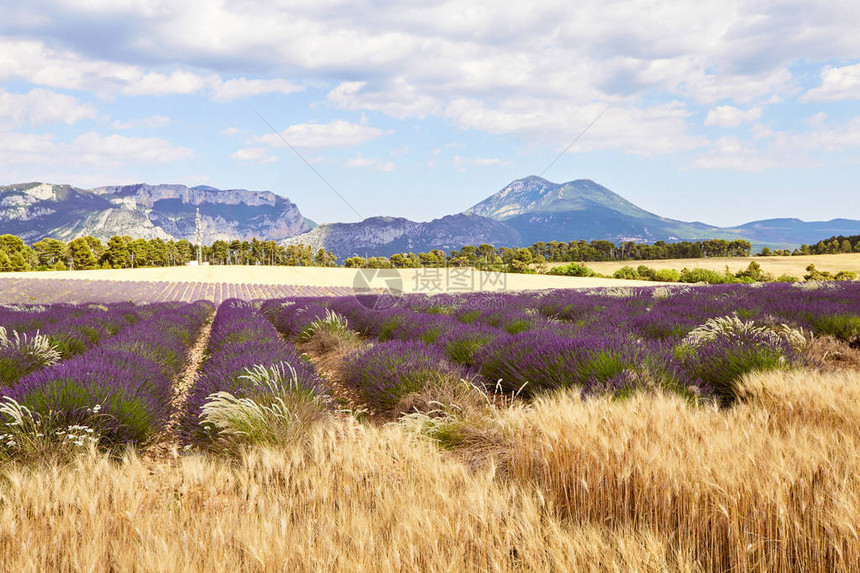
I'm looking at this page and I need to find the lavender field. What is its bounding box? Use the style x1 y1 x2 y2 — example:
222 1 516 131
1 282 859 571
0 276 358 305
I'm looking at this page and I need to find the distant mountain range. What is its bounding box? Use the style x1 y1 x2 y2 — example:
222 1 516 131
0 182 312 243
288 176 860 258
3 177 859 257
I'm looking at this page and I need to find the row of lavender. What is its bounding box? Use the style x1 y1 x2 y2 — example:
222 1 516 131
0 303 147 388
1 297 331 453
262 282 860 408
0 277 361 305
179 299 327 446
1 301 213 446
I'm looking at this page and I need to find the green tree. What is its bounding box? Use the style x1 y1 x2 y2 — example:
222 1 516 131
128 238 150 267
32 238 68 268
83 236 105 260
314 248 338 267
68 238 98 270
103 236 131 269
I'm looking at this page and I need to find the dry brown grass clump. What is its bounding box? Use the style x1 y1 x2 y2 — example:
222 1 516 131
806 334 860 370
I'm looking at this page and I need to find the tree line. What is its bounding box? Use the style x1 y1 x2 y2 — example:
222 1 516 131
0 234 338 272
343 239 753 271
1 233 857 274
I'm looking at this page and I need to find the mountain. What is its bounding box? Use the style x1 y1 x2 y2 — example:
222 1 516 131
730 218 860 246
465 176 746 245
0 182 313 243
284 214 521 258
286 176 860 257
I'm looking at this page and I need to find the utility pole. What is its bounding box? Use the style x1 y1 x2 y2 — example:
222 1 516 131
195 207 202 265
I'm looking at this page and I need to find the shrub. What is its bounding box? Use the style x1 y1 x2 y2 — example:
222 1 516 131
475 331 678 398
198 362 329 452
182 300 325 445
435 324 504 367
5 301 213 448
297 310 352 343
548 263 595 277
652 269 681 282
734 262 771 282
613 266 640 280
0 328 62 387
679 268 736 284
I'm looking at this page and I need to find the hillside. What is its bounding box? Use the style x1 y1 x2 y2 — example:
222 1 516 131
284 214 521 259
0 182 312 243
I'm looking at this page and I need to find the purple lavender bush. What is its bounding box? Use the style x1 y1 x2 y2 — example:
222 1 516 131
434 323 506 367
343 340 463 410
677 317 799 406
475 330 679 398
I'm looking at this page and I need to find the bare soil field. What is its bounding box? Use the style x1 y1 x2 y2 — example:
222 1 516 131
548 253 860 279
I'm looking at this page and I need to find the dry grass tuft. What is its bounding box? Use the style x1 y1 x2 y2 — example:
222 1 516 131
806 335 860 370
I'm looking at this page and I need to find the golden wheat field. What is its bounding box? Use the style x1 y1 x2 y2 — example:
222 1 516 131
556 253 860 279
0 367 858 572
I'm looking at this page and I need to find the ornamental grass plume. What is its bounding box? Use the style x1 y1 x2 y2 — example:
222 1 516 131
199 362 329 452
0 328 62 387
182 300 327 446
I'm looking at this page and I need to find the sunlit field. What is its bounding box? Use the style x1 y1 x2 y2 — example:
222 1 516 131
1 282 858 571
0 267 657 305
557 252 860 279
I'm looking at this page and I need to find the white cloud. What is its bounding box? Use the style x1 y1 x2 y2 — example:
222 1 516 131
692 115 860 171
221 127 242 135
680 69 794 104
69 132 194 166
3 1 860 172
453 155 510 167
0 88 97 127
0 130 194 169
230 147 277 163
444 99 704 155
258 119 391 148
803 63 860 102
111 115 171 129
345 153 395 172
691 137 776 171
0 39 301 101
328 79 442 119
210 78 303 102
703 105 762 127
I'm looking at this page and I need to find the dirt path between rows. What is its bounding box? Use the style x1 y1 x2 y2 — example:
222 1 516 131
145 317 214 458
298 337 373 416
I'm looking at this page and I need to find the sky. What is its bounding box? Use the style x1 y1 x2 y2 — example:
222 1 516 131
1 0 859 227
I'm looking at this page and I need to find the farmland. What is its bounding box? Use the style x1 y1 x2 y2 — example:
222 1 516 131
0 280 859 571
555 252 860 280
0 266 657 305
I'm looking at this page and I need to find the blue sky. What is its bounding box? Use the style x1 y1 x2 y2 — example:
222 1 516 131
1 0 859 227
